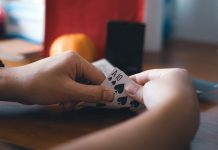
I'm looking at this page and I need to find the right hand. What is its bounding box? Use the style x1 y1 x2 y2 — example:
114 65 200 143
0 51 113 105
125 68 197 109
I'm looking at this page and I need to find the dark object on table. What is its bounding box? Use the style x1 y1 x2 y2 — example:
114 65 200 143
0 60 5 67
0 140 31 150
193 78 218 101
105 21 145 76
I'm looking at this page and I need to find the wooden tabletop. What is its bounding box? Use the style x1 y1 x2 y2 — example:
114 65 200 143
0 40 217 149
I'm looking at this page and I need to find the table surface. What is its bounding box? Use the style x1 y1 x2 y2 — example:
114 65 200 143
0 40 218 149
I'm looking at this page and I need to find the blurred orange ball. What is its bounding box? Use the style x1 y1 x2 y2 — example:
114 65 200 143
49 33 96 62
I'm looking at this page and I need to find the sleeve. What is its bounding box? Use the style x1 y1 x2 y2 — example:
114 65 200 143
0 60 5 67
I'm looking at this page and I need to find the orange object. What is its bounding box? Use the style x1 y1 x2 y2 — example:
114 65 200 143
44 0 145 58
49 33 96 62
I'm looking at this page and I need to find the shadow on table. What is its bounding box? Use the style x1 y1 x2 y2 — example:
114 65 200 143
199 100 218 112
0 140 32 150
0 101 138 149
0 101 136 119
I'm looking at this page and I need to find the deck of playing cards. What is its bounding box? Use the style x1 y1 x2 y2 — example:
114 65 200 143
82 59 145 111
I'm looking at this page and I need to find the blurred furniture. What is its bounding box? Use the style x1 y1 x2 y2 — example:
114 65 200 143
44 0 145 58
0 39 42 67
0 40 218 150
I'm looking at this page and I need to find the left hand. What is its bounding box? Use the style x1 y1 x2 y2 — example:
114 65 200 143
125 68 197 109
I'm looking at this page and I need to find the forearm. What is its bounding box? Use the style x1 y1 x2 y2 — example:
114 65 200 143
53 93 199 150
136 94 199 150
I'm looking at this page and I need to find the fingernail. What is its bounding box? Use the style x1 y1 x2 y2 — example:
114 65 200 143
103 88 114 102
125 82 139 96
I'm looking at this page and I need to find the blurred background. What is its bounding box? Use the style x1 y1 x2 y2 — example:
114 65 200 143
0 0 217 71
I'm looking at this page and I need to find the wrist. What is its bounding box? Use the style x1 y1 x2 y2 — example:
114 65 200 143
0 67 26 103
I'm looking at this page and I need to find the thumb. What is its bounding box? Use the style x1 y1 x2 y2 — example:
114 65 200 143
69 82 114 103
125 81 144 104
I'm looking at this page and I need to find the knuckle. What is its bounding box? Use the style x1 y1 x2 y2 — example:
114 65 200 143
169 68 190 80
65 51 78 58
63 51 82 63
172 68 189 75
96 86 105 100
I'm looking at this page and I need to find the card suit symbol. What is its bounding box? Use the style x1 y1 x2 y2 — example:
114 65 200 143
130 100 140 108
96 103 106 107
117 96 127 105
114 84 124 94
108 77 112 81
111 80 116 85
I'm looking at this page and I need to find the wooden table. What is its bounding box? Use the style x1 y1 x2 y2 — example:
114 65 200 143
0 40 217 149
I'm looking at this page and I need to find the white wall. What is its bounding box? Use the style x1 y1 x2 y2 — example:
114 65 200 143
173 0 218 44
144 0 164 52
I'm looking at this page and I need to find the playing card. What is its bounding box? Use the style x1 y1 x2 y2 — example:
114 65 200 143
92 58 114 77
82 62 145 111
104 67 144 110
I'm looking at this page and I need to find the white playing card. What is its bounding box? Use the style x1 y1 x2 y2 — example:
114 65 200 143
81 59 145 111
92 58 114 77
105 67 144 110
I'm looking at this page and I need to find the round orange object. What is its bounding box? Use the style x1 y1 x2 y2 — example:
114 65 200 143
49 33 96 62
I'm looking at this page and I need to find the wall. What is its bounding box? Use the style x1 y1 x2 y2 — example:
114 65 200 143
144 0 164 52
173 0 218 44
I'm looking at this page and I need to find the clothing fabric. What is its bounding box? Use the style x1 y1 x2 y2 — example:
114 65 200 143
0 60 4 67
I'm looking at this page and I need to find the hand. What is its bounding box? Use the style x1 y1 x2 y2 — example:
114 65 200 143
0 51 113 105
125 68 197 109
51 68 199 150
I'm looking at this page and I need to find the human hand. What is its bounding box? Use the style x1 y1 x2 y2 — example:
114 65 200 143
125 68 197 109
51 69 199 150
0 51 113 105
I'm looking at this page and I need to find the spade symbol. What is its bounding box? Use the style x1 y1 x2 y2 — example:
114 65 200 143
111 80 116 85
130 100 140 108
117 97 127 105
114 84 124 94
108 77 112 81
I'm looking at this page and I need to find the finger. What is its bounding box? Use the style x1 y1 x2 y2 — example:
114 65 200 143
63 101 86 110
130 68 178 85
69 82 114 103
62 101 79 111
125 81 144 104
76 55 105 85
